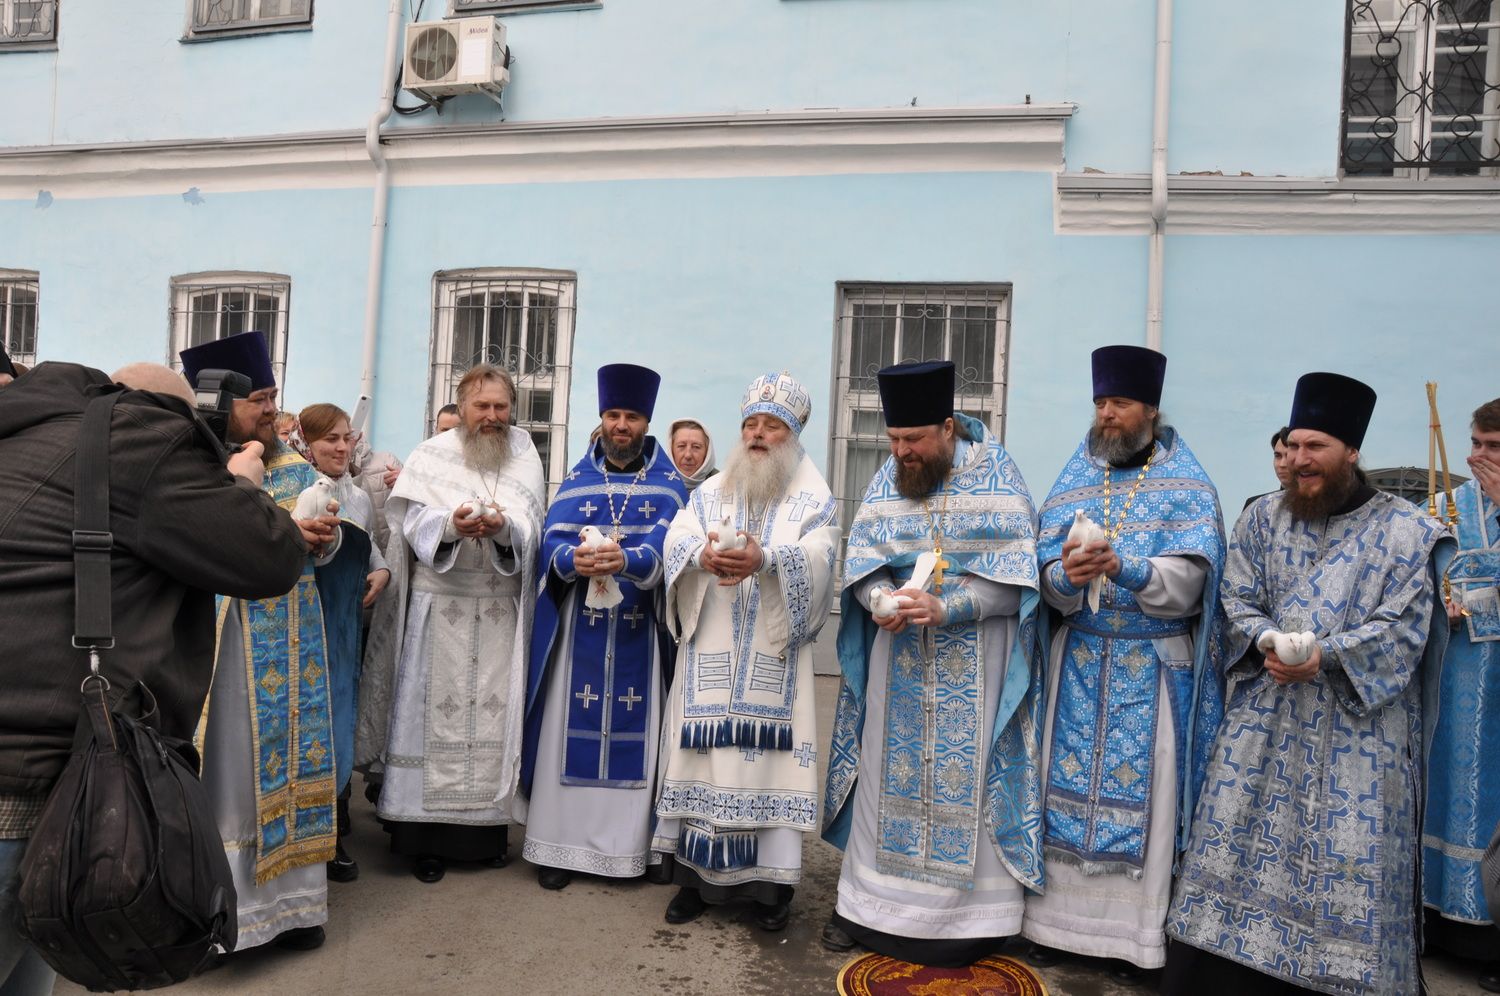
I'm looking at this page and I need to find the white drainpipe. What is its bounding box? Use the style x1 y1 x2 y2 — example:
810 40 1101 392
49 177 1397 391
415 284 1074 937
359 0 406 417
1146 0 1173 352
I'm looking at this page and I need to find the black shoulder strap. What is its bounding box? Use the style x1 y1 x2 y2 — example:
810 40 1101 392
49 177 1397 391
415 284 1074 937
73 393 121 651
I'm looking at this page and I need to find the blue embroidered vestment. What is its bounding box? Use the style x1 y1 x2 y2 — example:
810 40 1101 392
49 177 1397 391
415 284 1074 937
1035 428 1226 871
1424 480 1500 923
823 416 1046 892
523 437 686 792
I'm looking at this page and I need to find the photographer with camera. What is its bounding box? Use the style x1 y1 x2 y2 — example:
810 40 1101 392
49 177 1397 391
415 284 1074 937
0 359 307 996
181 331 346 954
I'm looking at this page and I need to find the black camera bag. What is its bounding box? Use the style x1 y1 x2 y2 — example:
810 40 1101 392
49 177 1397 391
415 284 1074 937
14 391 236 991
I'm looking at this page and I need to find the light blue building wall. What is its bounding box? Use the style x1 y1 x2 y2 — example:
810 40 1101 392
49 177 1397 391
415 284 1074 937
2 0 1496 513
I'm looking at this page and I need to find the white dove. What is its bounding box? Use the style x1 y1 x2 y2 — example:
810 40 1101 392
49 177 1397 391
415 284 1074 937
1065 509 1108 613
1256 629 1317 666
291 474 339 521
458 497 501 521
579 525 623 610
711 514 747 552
869 588 914 619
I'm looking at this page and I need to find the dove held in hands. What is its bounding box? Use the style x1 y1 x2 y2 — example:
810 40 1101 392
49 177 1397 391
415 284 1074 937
1065 509 1108 612
1256 629 1317 666
292 474 340 521
711 514 748 553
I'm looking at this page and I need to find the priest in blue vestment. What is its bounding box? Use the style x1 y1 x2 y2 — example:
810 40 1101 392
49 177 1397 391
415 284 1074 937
1022 345 1226 979
1165 373 1453 996
183 332 343 953
1423 396 1500 992
822 361 1045 968
518 363 687 890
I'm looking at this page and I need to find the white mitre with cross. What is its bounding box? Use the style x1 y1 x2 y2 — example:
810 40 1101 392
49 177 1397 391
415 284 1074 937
741 370 812 435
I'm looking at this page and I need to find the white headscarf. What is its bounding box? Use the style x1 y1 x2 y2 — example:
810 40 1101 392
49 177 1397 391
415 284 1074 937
668 417 717 493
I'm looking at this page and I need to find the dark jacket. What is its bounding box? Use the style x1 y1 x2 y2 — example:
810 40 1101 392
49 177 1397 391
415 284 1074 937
0 362 306 795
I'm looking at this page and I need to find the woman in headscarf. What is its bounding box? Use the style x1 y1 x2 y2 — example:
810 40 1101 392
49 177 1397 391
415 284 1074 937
293 403 392 883
668 417 716 492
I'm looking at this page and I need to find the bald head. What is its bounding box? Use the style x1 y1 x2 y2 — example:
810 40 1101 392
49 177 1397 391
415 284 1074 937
112 363 196 405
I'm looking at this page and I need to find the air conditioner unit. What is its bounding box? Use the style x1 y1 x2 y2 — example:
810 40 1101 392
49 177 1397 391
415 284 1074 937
403 16 509 102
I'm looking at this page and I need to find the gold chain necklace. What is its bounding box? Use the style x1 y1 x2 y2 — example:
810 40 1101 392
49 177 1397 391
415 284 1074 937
1101 448 1155 542
603 466 647 541
922 483 953 593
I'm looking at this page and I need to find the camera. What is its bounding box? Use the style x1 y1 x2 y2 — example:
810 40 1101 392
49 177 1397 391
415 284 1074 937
191 368 253 445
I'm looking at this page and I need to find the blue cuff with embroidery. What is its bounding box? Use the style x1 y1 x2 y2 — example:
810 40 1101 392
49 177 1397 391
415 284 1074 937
940 581 981 625
619 545 658 584
552 545 578 581
1048 559 1081 596
1113 555 1153 592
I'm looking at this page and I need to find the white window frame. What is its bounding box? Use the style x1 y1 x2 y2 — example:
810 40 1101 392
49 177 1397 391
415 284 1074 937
168 272 291 389
429 268 577 491
449 0 600 15
184 0 312 39
0 0 57 49
828 282 1013 562
0 269 39 368
1343 0 1500 177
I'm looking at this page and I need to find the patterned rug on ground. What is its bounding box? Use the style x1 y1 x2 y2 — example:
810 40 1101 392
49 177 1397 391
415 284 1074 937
834 953 1049 996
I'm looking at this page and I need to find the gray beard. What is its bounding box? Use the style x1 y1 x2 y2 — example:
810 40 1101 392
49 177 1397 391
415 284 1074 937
460 423 511 470
719 440 802 511
1088 421 1155 466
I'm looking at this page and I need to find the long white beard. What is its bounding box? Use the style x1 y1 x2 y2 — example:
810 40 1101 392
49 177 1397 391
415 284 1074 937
460 422 511 470
719 439 801 510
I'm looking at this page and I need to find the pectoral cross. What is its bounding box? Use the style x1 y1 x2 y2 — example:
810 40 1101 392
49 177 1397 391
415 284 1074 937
932 546 950 593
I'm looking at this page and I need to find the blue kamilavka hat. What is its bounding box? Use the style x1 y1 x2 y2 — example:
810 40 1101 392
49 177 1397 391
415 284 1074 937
179 331 276 390
876 360 955 428
1288 372 1377 450
1091 345 1167 407
597 363 662 419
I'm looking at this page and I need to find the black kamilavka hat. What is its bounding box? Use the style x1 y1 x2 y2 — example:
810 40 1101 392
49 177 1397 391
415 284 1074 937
1091 345 1166 407
876 360 955 428
1288 372 1377 450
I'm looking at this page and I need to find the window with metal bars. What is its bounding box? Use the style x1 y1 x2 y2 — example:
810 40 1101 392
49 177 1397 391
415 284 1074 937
0 271 39 367
450 0 599 14
1343 0 1500 175
430 270 576 491
168 273 290 389
187 0 311 36
829 283 1012 566
0 0 56 47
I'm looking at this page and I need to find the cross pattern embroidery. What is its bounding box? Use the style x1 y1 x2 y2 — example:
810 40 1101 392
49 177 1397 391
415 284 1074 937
785 490 819 522
703 494 725 522
582 606 605 627
740 745 764 763
619 687 643 711
575 684 600 710
579 500 599 517
794 742 817 768
622 606 646 630
639 500 657 518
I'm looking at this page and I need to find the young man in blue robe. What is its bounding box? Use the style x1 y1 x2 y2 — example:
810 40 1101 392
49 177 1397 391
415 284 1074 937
821 360 1046 967
1165 372 1452 996
183 332 343 953
1423 396 1500 992
1023 345 1226 980
518 363 687 890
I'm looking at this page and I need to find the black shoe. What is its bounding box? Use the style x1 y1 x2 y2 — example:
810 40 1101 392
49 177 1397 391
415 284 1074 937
664 887 706 925
327 840 359 883
363 780 381 807
273 925 325 951
413 856 445 884
754 900 791 932
821 920 856 952
1481 968 1500 994
1109 960 1142 985
538 866 572 891
483 852 508 869
645 859 674 885
1026 943 1063 968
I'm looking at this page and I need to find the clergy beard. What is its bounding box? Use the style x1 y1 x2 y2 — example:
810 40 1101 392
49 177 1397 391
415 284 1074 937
460 422 511 470
1285 458 1359 522
603 435 644 467
894 447 952 500
720 438 801 510
1088 420 1155 466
